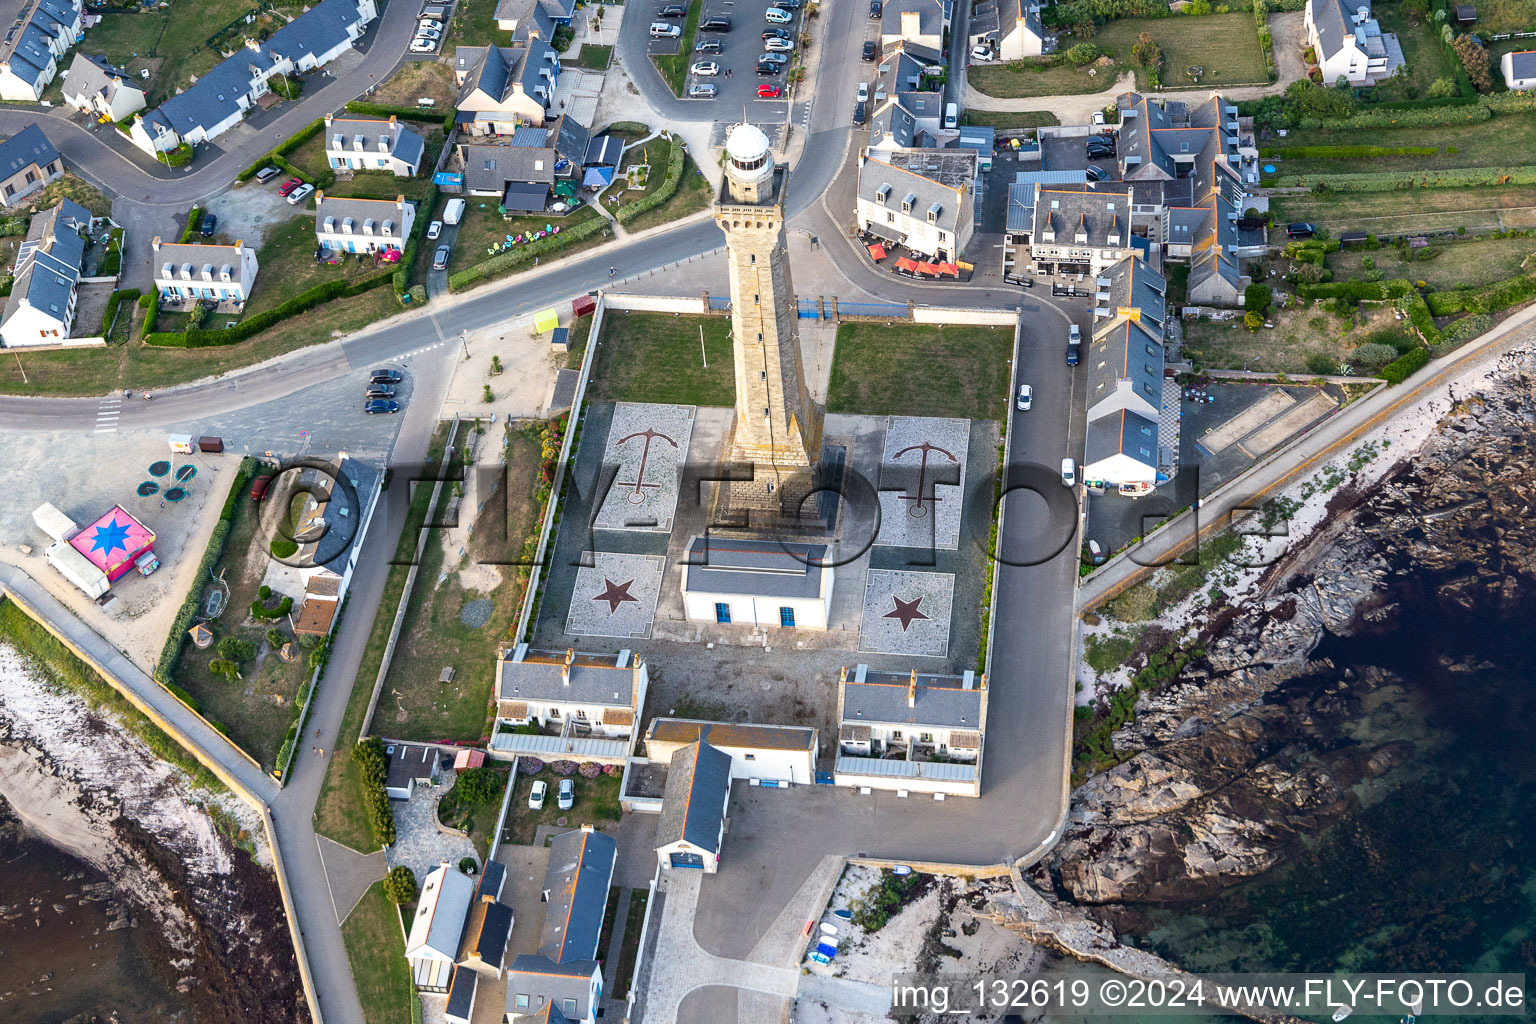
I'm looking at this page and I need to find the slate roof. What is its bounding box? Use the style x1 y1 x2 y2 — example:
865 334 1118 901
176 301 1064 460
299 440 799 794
313 456 380 570
538 829 616 962
64 53 136 107
1508 50 1536 80
840 668 985 730
1031 184 1133 250
0 0 77 90
552 114 591 166
869 98 917 149
459 142 557 192
882 0 944 39
656 741 731 854
0 124 59 180
385 742 436 793
525 1003 575 1024
445 965 478 1021
506 957 598 1021
326 114 425 168
456 39 556 109
458 899 514 968
1087 318 1164 417
1310 0 1354 61
155 51 270 136
264 0 364 66
582 134 622 168
858 151 973 235
1085 409 1159 472
683 536 828 600
2 198 87 330
497 646 641 708
1006 171 1088 232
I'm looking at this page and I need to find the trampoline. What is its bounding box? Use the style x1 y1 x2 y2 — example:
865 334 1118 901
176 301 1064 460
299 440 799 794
1263 164 1276 174
137 481 160 496
165 487 187 502
149 460 171 477
175 465 197 482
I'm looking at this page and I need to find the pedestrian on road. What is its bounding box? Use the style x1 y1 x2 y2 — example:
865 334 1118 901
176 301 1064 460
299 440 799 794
609 266 616 277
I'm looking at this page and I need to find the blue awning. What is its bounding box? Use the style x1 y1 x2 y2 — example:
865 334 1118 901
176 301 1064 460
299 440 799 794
583 166 615 188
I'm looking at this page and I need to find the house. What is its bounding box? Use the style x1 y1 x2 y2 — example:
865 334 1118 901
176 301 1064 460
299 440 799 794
491 645 647 763
0 198 89 348
0 0 81 102
835 664 988 797
453 40 560 135
385 742 439 800
126 0 377 155
0 125 64 208
1082 255 1167 490
681 536 835 631
406 860 514 1016
867 40 950 148
1001 169 1087 273
61 53 146 122
1304 0 1397 85
1024 183 1137 277
314 193 414 253
969 0 1043 61
580 132 622 189
290 456 382 603
1503 50 1536 91
652 742 733 872
494 0 575 37
880 0 946 51
323 113 425 176
292 574 341 637
505 826 615 1024
150 236 259 306
643 718 818 786
856 149 976 262
457 140 557 213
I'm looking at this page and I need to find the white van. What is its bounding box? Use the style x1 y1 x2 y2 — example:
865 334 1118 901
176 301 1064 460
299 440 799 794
650 21 681 37
443 197 465 225
944 102 958 129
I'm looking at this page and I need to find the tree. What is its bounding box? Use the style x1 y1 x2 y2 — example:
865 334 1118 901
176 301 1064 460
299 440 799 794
266 627 286 649
217 635 256 663
384 866 418 905
1065 43 1101 66
455 766 500 804
1244 311 1265 331
1286 79 1354 120
1427 76 1457 98
458 856 478 875
1403 0 1428 20
208 658 240 681
1451 35 1493 93
1244 283 1273 313
1132 31 1162 70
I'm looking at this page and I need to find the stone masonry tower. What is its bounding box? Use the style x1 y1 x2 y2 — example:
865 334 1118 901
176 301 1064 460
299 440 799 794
713 123 823 513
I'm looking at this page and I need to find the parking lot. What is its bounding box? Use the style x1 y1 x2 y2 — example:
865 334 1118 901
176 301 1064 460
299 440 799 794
1040 132 1118 181
406 1 453 60
633 0 798 111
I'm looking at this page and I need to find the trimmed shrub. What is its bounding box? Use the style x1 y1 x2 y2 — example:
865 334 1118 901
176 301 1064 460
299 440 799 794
1244 282 1272 312
1297 279 1411 301
1430 312 1493 355
455 765 500 803
102 288 140 340
1381 346 1430 384
1259 144 1438 159
1350 342 1400 367
237 117 328 181
384 865 417 904
217 636 257 662
355 737 397 847
144 271 392 347
447 216 609 291
270 537 298 558
519 757 545 774
250 594 294 619
578 761 603 778
601 762 622 776
551 759 579 776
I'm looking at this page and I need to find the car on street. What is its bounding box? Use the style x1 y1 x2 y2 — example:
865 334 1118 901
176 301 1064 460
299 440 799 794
764 36 793 50
763 26 791 40
364 399 401 414
696 38 722 53
250 475 273 501
1016 384 1032 411
1061 459 1076 487
869 0 882 17
852 99 866 124
1286 221 1316 238
1069 323 1081 344
1086 163 1108 182
199 213 216 237
658 3 686 14
528 780 547 809
1066 343 1080 366
971 44 994 61
757 83 782 97
432 244 451 270
287 183 314 205
365 383 396 399
689 82 718 97
278 177 301 196
410 37 436 52
862 40 877 61
427 219 442 240
256 165 280 182
691 60 721 75
856 81 869 101
765 6 793 22
700 15 732 30
756 61 781 75
370 368 403 383
758 51 787 64
557 778 575 810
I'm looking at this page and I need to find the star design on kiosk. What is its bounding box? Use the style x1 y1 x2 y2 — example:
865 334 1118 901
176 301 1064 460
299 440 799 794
88 518 132 557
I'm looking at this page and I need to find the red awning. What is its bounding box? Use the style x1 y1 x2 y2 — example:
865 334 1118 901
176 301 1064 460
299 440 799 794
935 262 960 277
915 261 940 276
867 243 887 261
894 256 919 272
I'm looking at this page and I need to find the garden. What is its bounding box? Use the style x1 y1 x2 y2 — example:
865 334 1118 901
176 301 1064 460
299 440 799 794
499 758 623 845
436 763 512 854
85 0 286 106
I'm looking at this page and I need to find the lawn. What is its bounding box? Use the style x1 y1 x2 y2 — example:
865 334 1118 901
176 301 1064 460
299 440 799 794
86 0 270 106
341 881 413 1024
1467 0 1536 34
499 767 621 845
1098 13 1267 90
313 422 452 851
969 53 1121 99
609 888 650 999
587 311 734 406
567 43 612 70
827 322 1014 423
369 61 459 108
241 215 391 317
444 0 515 48
370 423 545 743
1264 112 1536 176
166 467 314 770
960 109 1060 130
447 203 605 274
436 762 512 856
652 0 702 96
1328 236 1536 292
1365 5 1454 103
1180 302 1412 375
285 127 448 203
619 152 713 233
1270 184 1536 236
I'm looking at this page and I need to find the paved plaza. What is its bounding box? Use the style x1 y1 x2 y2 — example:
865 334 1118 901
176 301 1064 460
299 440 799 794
593 403 697 533
564 551 666 638
856 569 955 658
875 417 971 552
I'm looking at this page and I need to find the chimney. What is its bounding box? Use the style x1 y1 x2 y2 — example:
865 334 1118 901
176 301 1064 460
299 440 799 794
907 669 917 709
151 235 161 251
562 647 574 686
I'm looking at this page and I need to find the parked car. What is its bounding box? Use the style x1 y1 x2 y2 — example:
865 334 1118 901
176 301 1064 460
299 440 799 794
696 38 722 53
528 780 547 809
1069 323 1081 344
287 183 314 205
364 399 400 414
763 26 791 40
1286 221 1316 238
1084 539 1105 565
199 213 217 237
689 82 718 97
410 37 436 52
649 21 681 36
852 100 866 125
862 40 877 61
1066 343 1080 366
427 219 442 240
856 81 869 102
756 61 781 75
970 44 993 61
417 17 438 31
758 51 788 65
417 23 440 37
690 60 721 75
278 178 301 196
255 165 280 182
772 0 802 9
869 0 882 17
1061 459 1077 488
658 3 687 14
765 6 793 22
432 244 451 270
699 15 732 30
764 35 793 51
1016 384 1032 411
557 778 575 810
1086 163 1108 182
250 475 273 501
364 384 396 399
1085 140 1114 158
370 368 403 384
757 83 782 98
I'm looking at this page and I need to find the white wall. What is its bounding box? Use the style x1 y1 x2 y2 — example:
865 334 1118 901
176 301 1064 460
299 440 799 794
603 293 711 314
912 305 1015 325
1 302 70 347
833 765 978 797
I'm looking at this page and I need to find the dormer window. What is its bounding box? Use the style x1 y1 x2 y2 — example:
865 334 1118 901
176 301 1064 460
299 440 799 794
363 218 376 235
876 184 891 204
200 263 213 281
160 261 173 278
352 134 364 150
324 216 336 232
383 219 394 236
220 264 232 281
343 217 354 234
378 135 389 152
901 192 916 214
179 262 192 279
330 133 344 149
926 202 941 224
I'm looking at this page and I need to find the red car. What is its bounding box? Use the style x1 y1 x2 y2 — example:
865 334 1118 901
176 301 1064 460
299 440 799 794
757 84 782 98
250 475 273 502
277 178 301 197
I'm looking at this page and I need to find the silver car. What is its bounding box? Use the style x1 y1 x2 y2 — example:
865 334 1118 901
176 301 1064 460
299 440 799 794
688 83 718 98
557 778 575 810
432 245 451 270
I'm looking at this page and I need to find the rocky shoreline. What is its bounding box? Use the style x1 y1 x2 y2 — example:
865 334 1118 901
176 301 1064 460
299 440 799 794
1049 347 1536 910
0 642 309 1024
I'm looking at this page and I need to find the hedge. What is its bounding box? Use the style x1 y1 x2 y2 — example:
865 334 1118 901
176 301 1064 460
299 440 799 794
1259 144 1438 159
344 99 457 135
614 135 685 225
448 214 610 291
1430 313 1493 356
144 270 392 347
139 290 160 334
236 117 329 183
153 456 255 684
1297 278 1411 301
1380 346 1430 384
103 287 140 340
1401 290 1437 341
1426 271 1536 316
178 206 203 244
1274 165 1536 192
393 186 438 302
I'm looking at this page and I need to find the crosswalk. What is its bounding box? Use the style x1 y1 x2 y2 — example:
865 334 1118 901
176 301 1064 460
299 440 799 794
95 395 122 434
